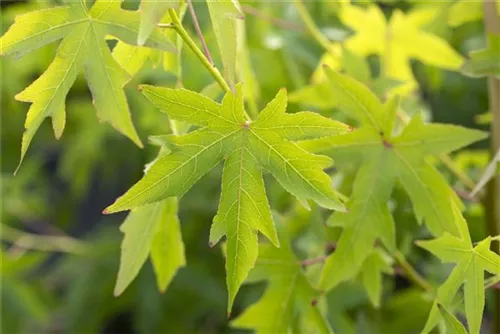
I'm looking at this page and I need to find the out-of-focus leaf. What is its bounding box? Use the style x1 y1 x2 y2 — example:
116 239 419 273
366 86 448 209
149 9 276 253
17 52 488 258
299 69 487 292
231 225 332 333
462 34 500 79
447 0 500 27
138 0 177 46
114 198 185 295
341 3 463 93
207 0 244 89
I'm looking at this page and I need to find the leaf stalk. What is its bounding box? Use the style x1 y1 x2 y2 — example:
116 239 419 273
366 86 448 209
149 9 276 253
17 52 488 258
168 8 231 94
394 251 432 292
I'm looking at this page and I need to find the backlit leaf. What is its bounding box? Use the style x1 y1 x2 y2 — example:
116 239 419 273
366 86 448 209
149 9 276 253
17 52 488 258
104 84 348 311
114 198 185 296
0 0 176 170
341 3 463 93
299 69 486 292
206 0 244 89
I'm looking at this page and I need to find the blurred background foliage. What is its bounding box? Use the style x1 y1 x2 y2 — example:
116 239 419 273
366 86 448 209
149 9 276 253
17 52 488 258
0 0 496 333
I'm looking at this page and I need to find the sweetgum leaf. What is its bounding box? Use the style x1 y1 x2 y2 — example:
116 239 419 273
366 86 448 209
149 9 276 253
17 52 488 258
341 3 463 92
299 69 487 292
231 226 332 334
114 198 185 296
417 203 500 334
0 0 176 170
105 84 349 311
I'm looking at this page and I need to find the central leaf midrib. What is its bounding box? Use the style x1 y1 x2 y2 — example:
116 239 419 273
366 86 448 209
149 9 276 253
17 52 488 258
231 130 249 294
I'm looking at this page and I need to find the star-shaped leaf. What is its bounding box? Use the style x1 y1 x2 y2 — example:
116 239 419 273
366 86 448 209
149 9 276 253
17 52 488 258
417 202 500 334
341 3 463 92
0 0 176 169
299 69 487 292
461 34 500 79
231 225 332 334
290 49 403 109
104 84 349 310
114 198 185 296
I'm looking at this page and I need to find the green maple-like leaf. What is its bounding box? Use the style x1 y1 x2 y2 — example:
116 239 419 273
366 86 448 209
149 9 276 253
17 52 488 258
299 69 487 292
231 225 332 334
461 34 500 79
417 203 500 334
0 0 176 169
104 84 348 311
114 197 185 296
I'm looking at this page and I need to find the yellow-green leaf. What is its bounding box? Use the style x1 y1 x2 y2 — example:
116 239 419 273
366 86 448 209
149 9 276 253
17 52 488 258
0 0 176 170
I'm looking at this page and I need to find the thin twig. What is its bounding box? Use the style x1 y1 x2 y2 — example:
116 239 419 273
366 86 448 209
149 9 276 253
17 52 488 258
301 255 328 266
1 225 87 254
394 251 433 292
242 5 304 32
186 0 214 66
454 187 478 202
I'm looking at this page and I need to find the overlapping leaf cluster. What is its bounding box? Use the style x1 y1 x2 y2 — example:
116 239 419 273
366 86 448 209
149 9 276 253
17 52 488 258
300 68 486 297
2 0 499 332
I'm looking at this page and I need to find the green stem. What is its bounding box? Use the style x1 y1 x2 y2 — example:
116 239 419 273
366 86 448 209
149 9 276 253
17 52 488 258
483 1 500 333
168 9 230 94
439 154 476 191
394 251 433 292
1 224 87 254
293 0 338 57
